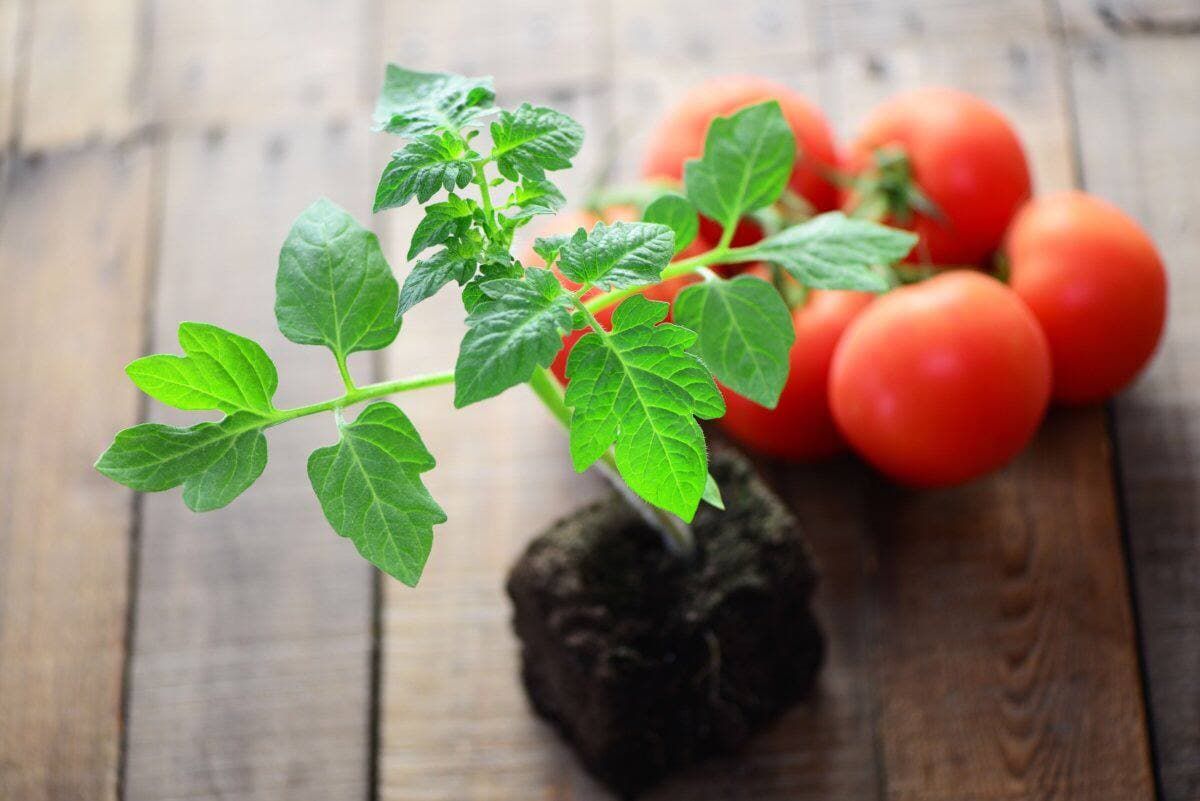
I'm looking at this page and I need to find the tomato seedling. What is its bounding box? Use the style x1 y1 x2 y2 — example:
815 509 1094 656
95 65 916 586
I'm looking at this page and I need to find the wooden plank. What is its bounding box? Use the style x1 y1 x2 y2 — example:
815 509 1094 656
0 145 153 800
375 83 614 800
1061 0 1200 36
820 0 1051 50
380 0 610 92
0 0 22 150
609 0 824 71
867 410 1153 800
1056 5 1200 796
122 122 378 800
149 0 369 128
19 0 146 152
816 3 1155 798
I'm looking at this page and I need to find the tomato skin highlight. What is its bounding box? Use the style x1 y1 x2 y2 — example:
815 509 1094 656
845 87 1032 266
641 74 841 251
719 274 874 460
1006 191 1167 405
521 206 707 384
829 271 1051 488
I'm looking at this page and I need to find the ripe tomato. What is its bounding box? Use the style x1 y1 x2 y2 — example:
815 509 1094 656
844 87 1031 266
641 75 841 249
520 206 708 383
829 271 1051 487
720 268 874 460
1006 191 1167 404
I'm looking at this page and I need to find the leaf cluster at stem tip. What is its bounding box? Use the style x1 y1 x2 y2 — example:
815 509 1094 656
96 63 917 587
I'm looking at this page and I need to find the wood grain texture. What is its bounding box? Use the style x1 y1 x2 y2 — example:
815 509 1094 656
867 411 1153 800
19 0 146 152
121 121 379 801
0 0 22 150
0 145 153 801
380 0 609 91
1057 4 1200 795
375 81 615 800
816 3 1155 798
0 0 1179 798
149 0 371 128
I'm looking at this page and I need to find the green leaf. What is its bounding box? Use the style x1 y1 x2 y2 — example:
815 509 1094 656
373 65 495 137
276 198 401 361
505 178 566 223
557 221 675 290
126 322 278 416
564 295 724 521
702 472 725 511
490 103 584 182
461 259 524 312
374 132 476 212
181 428 269 512
95 412 268 510
454 267 572 407
532 232 576 266
673 275 795 408
643 193 698 254
396 248 476 319
407 194 478 260
308 402 446 587
683 101 795 232
740 211 917 292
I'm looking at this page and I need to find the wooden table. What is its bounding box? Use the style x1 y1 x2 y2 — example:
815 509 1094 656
1 1 1197 799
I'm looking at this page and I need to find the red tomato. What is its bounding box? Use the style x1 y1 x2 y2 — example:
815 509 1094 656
844 87 1031 266
829 271 1051 487
720 269 874 460
642 75 841 250
1006 191 1167 404
520 206 708 383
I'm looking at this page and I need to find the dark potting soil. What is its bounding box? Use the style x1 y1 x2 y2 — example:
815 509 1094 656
506 447 824 798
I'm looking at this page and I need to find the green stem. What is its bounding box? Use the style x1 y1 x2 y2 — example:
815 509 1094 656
527 366 571 429
335 353 356 393
474 161 496 229
570 290 612 340
582 242 759 315
272 369 456 426
715 215 738 252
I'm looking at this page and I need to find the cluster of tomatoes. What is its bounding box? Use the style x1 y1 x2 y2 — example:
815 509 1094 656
534 76 1167 489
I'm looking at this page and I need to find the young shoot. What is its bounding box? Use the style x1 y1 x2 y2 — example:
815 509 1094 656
96 65 916 586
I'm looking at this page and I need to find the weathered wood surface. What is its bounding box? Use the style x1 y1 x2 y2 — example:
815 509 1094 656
375 62 616 800
123 123 378 801
148 0 371 128
0 147 152 799
1059 2 1200 798
815 4 1154 798
0 0 152 796
19 0 146 152
109 5 385 801
1 0 1196 799
0 0 21 151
